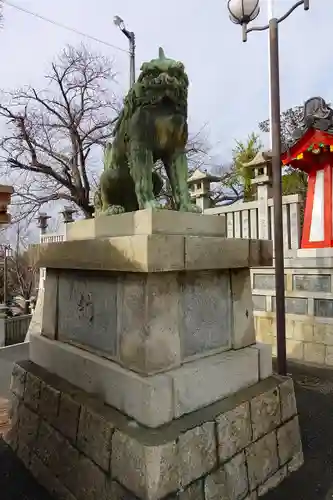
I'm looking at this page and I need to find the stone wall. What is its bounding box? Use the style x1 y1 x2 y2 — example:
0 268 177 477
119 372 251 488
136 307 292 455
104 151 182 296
0 343 29 398
252 265 333 367
6 360 303 500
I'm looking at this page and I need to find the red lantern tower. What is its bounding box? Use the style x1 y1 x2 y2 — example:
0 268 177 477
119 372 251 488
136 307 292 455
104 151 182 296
281 97 333 250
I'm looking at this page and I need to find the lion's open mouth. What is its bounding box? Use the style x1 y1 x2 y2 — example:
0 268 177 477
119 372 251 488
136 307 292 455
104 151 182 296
161 95 174 106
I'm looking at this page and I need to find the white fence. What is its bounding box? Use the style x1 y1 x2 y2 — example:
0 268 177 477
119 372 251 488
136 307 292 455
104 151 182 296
41 234 65 244
204 194 303 255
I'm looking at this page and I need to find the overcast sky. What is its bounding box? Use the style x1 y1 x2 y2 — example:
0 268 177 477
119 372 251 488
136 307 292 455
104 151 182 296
0 0 332 238
1 0 331 163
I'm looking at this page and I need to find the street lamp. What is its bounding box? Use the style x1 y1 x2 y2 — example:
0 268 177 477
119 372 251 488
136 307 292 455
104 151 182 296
113 15 136 88
227 0 310 376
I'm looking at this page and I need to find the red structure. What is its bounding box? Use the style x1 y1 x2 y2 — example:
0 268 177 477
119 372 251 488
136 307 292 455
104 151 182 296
0 185 13 226
281 97 333 249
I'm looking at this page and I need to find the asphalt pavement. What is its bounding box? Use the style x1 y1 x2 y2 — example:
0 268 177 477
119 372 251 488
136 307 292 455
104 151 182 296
264 365 333 500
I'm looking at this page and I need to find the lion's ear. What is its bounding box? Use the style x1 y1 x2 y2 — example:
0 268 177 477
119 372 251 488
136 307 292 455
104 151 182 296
140 62 149 72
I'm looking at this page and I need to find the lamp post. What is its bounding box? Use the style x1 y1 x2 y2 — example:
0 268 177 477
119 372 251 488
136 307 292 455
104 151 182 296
113 15 136 88
227 0 310 376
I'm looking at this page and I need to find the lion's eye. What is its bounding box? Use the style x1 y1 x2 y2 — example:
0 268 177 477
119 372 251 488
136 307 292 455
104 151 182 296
165 68 175 77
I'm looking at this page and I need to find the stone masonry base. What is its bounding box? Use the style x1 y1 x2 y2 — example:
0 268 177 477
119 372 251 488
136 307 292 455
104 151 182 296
6 361 303 500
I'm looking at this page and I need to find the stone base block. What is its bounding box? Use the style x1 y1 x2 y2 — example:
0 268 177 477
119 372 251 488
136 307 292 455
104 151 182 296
66 208 227 240
32 210 272 274
6 361 303 500
41 267 258 374
29 334 273 428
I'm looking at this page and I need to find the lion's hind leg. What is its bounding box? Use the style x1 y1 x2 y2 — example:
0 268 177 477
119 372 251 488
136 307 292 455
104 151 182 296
99 168 126 215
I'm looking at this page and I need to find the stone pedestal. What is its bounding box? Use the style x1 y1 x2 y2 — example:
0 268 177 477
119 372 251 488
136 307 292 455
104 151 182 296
7 210 303 499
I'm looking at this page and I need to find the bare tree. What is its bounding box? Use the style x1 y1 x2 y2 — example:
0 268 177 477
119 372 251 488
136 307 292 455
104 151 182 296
154 125 212 209
0 224 37 314
0 44 119 222
259 105 304 150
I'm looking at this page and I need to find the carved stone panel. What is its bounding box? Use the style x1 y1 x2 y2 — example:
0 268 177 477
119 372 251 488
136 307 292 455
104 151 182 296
180 271 232 358
57 271 118 356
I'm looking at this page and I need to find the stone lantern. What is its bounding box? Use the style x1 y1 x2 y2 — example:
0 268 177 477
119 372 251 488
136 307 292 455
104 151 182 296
243 150 273 197
187 168 221 212
60 206 76 224
36 213 51 235
243 151 273 240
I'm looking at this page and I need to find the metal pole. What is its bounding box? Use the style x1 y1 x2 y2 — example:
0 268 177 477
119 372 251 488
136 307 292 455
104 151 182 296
129 32 136 87
267 0 274 148
3 248 8 309
269 19 287 375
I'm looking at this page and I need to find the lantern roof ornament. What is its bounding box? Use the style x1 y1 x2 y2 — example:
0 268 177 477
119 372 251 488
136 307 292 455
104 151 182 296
281 97 333 169
187 168 220 184
242 151 272 169
291 97 333 145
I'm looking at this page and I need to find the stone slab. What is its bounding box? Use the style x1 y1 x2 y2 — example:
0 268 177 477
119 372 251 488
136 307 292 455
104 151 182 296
170 348 259 418
29 333 173 428
185 238 272 271
284 255 333 269
57 271 118 358
29 333 261 427
8 360 303 500
251 342 273 380
45 269 236 374
293 274 331 293
231 269 256 349
297 248 333 259
179 271 232 359
31 235 272 273
66 209 226 240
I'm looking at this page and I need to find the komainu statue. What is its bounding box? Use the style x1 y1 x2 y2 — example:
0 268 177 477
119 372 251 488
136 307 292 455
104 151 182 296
94 48 200 215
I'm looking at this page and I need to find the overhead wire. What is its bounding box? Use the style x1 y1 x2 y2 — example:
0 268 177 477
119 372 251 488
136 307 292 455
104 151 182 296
2 0 129 54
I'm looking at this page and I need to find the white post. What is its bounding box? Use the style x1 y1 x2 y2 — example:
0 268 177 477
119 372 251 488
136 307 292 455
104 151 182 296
257 184 270 240
267 0 274 149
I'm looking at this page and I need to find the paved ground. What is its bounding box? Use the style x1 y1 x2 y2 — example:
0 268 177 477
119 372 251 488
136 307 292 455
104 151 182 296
265 366 333 500
0 365 333 499
0 439 53 500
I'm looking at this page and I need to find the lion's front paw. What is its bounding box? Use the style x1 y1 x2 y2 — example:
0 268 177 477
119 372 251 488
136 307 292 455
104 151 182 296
103 205 125 215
